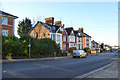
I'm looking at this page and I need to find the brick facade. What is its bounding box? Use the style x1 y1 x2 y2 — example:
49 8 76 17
2 16 14 36
56 26 68 51
29 22 50 39
1 11 18 36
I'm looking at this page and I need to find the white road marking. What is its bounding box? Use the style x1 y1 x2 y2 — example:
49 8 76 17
3 70 6 73
73 62 115 79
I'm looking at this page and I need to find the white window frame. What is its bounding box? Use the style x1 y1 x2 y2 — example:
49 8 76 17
63 36 66 41
77 37 78 42
60 27 63 31
80 38 82 42
69 36 75 42
2 30 8 36
2 17 8 25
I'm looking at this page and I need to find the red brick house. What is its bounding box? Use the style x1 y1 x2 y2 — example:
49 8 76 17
56 23 68 51
65 27 76 50
74 28 85 50
1 11 18 36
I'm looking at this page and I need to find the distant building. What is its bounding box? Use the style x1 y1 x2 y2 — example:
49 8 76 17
80 28 92 49
1 11 18 36
91 40 100 50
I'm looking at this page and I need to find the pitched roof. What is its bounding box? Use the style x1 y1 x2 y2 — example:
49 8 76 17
28 21 61 34
65 27 74 35
92 40 99 44
83 32 92 38
41 22 60 33
74 30 78 36
74 30 86 37
0 10 18 19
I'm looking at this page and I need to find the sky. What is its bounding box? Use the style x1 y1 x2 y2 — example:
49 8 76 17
1 1 118 46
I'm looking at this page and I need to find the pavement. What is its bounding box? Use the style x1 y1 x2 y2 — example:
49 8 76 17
2 53 103 64
2 56 72 63
75 52 119 79
87 61 118 78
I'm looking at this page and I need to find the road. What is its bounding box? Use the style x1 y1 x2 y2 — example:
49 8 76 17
2 51 118 78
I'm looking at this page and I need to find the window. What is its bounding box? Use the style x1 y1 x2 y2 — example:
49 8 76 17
86 39 89 41
2 30 8 36
53 34 55 40
57 34 60 42
50 34 52 39
77 37 78 42
43 33 46 37
70 43 75 47
69 36 75 42
63 44 66 50
63 36 66 41
2 17 8 25
60 27 63 31
80 38 82 42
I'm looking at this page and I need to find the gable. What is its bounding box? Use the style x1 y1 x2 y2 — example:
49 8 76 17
56 26 63 33
70 30 75 36
29 22 50 39
56 26 68 36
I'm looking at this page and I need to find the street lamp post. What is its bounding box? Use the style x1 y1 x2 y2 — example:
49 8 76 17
28 40 31 61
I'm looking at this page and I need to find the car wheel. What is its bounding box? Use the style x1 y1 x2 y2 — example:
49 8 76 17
73 56 75 58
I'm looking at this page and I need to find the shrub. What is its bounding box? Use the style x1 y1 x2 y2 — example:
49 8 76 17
2 35 62 59
39 38 62 57
68 47 76 55
84 47 91 53
2 35 27 59
6 53 12 59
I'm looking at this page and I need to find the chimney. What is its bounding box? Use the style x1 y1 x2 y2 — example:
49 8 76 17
55 21 62 26
81 27 83 33
45 17 54 26
78 27 84 33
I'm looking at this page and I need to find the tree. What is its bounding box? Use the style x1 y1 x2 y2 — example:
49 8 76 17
39 38 61 57
17 17 32 37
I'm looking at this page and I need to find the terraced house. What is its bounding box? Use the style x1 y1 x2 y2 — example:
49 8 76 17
1 11 18 36
29 17 92 51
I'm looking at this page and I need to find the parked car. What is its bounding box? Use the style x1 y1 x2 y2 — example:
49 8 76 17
110 49 114 52
73 50 87 58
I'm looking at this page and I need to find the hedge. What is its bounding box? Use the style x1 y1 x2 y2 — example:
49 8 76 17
2 34 62 59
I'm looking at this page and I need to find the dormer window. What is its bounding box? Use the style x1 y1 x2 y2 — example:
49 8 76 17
2 17 8 25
